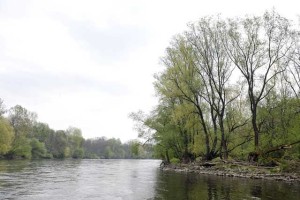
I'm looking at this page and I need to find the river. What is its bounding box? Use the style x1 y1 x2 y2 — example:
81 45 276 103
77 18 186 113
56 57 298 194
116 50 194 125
0 159 299 200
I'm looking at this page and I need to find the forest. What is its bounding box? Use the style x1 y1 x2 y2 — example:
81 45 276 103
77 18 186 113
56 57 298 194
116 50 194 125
131 11 300 165
0 100 153 160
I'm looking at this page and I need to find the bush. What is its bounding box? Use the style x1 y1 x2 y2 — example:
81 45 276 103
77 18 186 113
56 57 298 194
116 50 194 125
30 138 47 159
72 148 84 159
170 158 180 164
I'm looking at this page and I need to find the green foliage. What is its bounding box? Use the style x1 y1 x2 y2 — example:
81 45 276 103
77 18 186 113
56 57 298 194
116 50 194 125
83 137 153 159
10 137 32 159
84 152 99 159
72 148 84 159
170 158 180 164
131 11 300 163
66 127 84 158
48 130 68 158
130 141 140 157
30 138 47 159
8 105 37 137
0 118 14 155
104 146 114 158
32 122 54 143
0 99 154 161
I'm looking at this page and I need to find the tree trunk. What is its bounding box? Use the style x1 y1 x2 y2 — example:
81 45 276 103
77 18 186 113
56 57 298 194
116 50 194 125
165 150 170 163
196 105 211 161
251 109 259 148
219 118 228 159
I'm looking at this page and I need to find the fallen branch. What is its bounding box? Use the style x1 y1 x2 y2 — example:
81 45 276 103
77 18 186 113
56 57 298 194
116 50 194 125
248 139 300 162
200 162 216 167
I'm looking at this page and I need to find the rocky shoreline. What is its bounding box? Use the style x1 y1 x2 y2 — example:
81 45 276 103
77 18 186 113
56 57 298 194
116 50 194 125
161 161 300 182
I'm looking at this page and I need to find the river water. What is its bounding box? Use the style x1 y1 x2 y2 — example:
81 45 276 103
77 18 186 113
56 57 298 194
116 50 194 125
0 159 299 200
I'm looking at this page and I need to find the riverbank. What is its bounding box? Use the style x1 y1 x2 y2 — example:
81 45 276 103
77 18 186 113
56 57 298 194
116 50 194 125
162 160 300 182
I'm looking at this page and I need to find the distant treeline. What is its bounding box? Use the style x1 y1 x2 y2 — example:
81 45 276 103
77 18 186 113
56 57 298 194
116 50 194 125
0 99 153 160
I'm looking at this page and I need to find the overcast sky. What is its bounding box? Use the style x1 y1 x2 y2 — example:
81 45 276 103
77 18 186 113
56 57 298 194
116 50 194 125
0 0 299 142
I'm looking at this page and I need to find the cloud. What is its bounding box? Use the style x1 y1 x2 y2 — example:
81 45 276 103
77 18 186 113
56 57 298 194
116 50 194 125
0 68 129 96
60 17 149 64
0 0 299 142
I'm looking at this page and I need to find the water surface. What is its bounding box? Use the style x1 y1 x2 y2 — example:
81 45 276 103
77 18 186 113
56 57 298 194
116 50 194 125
0 159 299 199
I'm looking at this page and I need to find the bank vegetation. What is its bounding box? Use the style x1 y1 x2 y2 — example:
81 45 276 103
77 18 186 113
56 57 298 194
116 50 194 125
131 11 300 172
0 100 153 160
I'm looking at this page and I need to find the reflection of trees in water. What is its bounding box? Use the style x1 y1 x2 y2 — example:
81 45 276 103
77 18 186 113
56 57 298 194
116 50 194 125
207 178 218 200
250 185 262 198
0 160 30 173
153 171 187 199
219 182 231 200
153 171 300 200
154 172 234 200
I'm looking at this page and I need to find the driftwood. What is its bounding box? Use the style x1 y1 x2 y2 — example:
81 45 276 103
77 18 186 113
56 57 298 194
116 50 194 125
248 140 300 162
160 160 168 169
200 162 216 167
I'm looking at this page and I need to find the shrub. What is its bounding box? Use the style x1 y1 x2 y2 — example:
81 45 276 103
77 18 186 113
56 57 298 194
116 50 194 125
170 158 180 164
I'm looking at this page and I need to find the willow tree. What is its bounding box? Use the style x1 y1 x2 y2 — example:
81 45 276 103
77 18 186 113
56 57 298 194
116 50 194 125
8 105 37 137
157 34 226 159
156 17 241 160
185 17 238 159
7 105 37 159
132 11 300 162
224 11 298 150
0 117 14 155
130 101 191 163
286 44 300 98
156 37 217 160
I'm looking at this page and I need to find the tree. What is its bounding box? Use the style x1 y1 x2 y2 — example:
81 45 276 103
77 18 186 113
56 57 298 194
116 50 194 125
0 98 6 117
66 127 84 158
0 117 14 155
8 136 32 159
32 122 54 143
224 11 297 149
185 17 239 159
131 11 300 163
47 130 68 158
156 22 238 160
104 146 114 158
131 100 194 162
30 138 47 159
72 148 84 159
157 36 218 160
285 44 300 98
6 105 37 159
8 105 37 137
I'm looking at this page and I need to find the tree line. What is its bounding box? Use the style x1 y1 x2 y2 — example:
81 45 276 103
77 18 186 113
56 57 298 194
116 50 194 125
131 11 300 163
0 99 153 159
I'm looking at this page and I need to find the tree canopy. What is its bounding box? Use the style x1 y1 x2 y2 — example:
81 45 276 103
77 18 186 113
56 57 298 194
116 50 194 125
0 100 153 160
131 11 300 163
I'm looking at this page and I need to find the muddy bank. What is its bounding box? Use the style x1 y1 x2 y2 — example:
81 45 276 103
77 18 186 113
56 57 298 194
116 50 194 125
161 161 300 182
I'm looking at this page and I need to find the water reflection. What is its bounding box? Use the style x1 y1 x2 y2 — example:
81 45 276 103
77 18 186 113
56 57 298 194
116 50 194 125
0 160 30 173
0 160 299 200
154 170 300 200
250 185 262 198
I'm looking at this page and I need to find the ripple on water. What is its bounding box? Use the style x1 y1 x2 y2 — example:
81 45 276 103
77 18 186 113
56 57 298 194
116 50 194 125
0 159 299 200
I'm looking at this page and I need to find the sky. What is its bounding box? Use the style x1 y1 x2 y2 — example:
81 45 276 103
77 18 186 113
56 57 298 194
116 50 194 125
0 0 299 142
